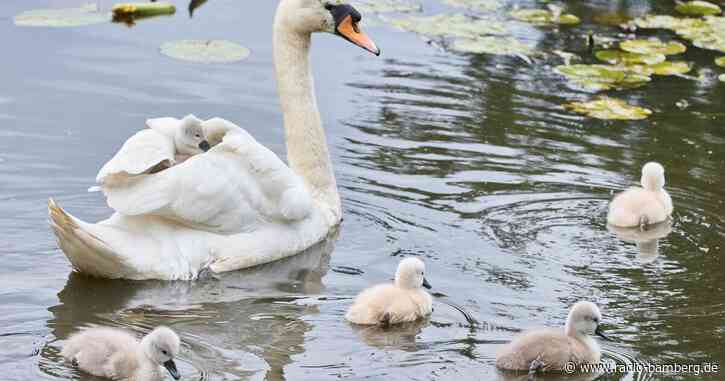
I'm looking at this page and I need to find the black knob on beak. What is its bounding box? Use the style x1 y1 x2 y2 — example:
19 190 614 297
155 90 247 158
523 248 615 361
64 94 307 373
199 140 210 152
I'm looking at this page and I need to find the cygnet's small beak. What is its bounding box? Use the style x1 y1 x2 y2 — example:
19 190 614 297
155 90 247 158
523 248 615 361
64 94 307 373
199 140 211 152
595 326 611 341
422 278 432 289
163 359 181 380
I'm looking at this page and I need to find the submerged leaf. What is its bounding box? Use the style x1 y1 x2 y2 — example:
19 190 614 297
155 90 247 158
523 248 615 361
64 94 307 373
160 40 250 63
451 36 533 55
351 0 421 13
595 50 665 65
675 1 721 17
14 4 108 27
564 97 652 120
392 14 508 38
443 0 502 12
716 56 725 67
620 38 687 55
510 8 580 25
555 64 651 91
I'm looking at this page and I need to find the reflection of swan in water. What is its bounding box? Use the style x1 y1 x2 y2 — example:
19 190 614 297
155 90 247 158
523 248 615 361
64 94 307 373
348 319 430 352
41 233 337 380
607 220 673 263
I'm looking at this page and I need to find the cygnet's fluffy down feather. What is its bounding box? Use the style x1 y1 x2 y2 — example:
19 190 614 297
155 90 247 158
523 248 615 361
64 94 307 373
607 162 672 228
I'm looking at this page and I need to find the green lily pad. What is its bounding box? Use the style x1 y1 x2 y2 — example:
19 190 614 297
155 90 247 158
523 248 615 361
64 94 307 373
443 0 502 12
510 8 580 26
451 36 533 55
160 40 250 64
112 2 175 17
14 4 108 27
620 38 687 55
647 61 694 75
555 64 651 91
633 14 725 53
595 50 666 65
564 97 652 120
633 15 684 29
593 13 632 26
716 56 725 66
719 73 725 81
675 1 721 16
392 14 508 38
351 0 421 13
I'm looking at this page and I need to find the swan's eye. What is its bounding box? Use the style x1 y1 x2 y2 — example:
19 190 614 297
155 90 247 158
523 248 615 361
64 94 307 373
324 2 334 10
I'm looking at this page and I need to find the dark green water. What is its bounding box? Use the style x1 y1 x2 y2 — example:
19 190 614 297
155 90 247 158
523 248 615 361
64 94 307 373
0 0 723 380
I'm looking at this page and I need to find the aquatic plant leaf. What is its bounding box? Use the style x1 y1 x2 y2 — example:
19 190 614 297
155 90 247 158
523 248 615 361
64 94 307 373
720 73 725 81
351 0 421 13
112 2 176 17
443 0 502 12
510 9 580 26
675 1 721 16
716 56 725 67
564 97 652 120
633 15 683 30
647 61 694 75
555 64 651 91
633 15 725 53
392 14 508 38
620 39 687 55
595 50 666 65
160 40 251 63
593 13 632 26
450 37 533 55
14 4 108 27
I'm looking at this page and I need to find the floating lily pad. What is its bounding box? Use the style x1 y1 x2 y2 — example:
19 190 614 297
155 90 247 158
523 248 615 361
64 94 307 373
593 13 632 26
351 0 421 13
451 36 533 55
564 97 652 120
633 14 725 53
647 61 694 75
716 56 725 66
112 2 175 17
14 4 108 27
675 1 721 16
555 64 651 91
595 50 666 65
392 14 508 38
720 73 725 81
620 38 687 55
633 15 684 29
443 0 502 12
160 40 250 64
510 8 580 26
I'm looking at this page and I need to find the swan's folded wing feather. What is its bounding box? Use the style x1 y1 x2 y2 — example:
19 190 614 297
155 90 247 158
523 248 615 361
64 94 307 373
96 129 175 184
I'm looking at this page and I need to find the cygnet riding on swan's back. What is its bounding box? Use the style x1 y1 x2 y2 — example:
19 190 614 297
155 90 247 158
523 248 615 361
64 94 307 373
346 257 433 326
607 162 673 230
496 301 609 374
48 0 380 280
62 326 181 381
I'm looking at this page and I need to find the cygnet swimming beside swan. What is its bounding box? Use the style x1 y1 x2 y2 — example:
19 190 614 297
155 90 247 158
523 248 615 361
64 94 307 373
607 162 673 230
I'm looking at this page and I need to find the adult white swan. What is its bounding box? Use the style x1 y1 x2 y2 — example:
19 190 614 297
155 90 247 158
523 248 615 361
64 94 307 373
48 0 380 280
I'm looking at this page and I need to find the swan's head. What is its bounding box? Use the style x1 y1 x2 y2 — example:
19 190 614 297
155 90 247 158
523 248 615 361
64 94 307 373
175 114 210 155
641 162 666 191
277 0 380 55
564 301 608 340
395 257 432 290
141 326 181 380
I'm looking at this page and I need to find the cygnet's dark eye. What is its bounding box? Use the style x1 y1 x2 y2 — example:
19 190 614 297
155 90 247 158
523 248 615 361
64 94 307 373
162 350 168 355
195 134 201 138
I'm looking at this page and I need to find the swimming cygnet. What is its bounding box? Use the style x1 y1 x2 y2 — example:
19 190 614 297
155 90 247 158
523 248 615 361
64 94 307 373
345 257 433 326
496 301 609 374
61 326 181 381
607 162 673 230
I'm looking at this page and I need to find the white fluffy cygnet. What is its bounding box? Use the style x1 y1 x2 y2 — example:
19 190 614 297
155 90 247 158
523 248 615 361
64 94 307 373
607 162 673 230
496 301 609 373
346 257 433 326
61 326 181 381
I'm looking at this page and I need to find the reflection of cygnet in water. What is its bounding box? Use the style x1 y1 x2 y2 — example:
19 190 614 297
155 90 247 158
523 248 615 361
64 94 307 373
350 318 429 351
608 220 673 263
61 326 181 381
346 257 433 326
496 301 609 374
607 162 673 230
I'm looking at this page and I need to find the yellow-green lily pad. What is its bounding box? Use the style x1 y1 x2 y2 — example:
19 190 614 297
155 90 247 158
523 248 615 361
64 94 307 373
675 1 721 16
451 37 533 55
510 8 580 26
443 0 502 12
392 14 508 38
14 4 108 27
633 15 684 29
633 14 725 53
112 2 175 17
620 38 687 55
351 0 421 13
716 56 725 66
719 73 725 81
595 50 666 65
593 13 632 26
564 97 652 120
647 61 694 75
555 64 651 91
160 40 250 64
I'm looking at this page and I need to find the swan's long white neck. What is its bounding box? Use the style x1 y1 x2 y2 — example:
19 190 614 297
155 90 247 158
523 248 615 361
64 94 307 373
273 10 341 220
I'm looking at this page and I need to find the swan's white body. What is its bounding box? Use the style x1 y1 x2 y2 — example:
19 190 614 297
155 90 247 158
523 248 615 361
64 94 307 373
496 301 605 372
61 326 181 381
48 0 381 280
607 162 673 228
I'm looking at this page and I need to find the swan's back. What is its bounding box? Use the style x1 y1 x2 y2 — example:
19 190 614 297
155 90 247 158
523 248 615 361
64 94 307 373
346 284 432 325
607 187 671 227
61 328 140 379
496 328 599 371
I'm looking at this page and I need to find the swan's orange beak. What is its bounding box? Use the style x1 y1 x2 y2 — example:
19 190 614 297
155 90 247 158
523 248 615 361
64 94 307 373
336 15 380 56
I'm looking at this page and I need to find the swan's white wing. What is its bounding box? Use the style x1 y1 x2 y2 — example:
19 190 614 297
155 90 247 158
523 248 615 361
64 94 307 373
96 129 175 185
103 123 313 233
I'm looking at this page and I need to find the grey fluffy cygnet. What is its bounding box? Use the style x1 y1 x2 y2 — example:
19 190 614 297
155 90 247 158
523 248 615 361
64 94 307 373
61 326 181 380
496 301 609 374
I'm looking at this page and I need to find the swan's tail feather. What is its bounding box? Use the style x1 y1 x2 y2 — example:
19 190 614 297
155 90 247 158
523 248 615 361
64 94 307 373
48 198 130 278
